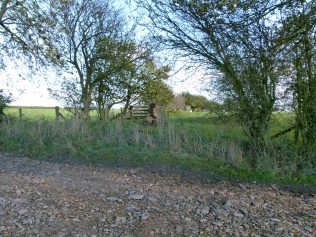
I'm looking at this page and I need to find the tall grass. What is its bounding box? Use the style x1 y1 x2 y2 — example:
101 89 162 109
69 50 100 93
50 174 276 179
0 112 315 186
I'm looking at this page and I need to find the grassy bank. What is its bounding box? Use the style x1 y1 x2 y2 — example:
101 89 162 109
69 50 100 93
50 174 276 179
0 111 315 187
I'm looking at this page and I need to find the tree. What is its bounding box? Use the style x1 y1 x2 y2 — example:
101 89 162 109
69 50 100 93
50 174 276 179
141 79 174 106
94 37 171 119
182 92 211 111
93 39 149 119
277 0 316 148
45 0 126 119
0 0 49 65
116 49 169 115
48 79 83 116
136 0 286 150
0 89 11 122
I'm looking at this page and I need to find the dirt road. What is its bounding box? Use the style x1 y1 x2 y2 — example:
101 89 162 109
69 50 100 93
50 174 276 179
0 154 315 236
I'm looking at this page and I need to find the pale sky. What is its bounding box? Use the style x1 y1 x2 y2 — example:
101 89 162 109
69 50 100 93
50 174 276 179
0 58 211 107
0 59 62 107
0 0 212 107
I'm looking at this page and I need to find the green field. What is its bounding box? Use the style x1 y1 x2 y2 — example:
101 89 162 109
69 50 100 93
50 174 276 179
5 107 71 119
5 106 106 120
5 106 123 120
0 107 315 187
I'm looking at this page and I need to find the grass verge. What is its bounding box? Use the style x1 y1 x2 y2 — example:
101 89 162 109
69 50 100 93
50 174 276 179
0 113 315 188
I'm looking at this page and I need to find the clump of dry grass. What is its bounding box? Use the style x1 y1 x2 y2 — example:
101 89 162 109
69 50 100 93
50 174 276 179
0 116 315 186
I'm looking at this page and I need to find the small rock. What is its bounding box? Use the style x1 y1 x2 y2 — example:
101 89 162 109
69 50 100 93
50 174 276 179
176 226 183 233
239 207 248 215
187 225 199 234
126 205 139 214
214 208 229 219
107 197 122 202
14 198 28 204
140 213 150 221
0 198 6 206
211 222 223 227
234 212 244 218
238 184 247 190
115 216 126 223
145 196 158 202
304 199 314 205
271 218 281 223
275 227 284 231
55 231 65 237
223 199 232 208
201 207 210 215
128 194 144 200
17 209 28 215
134 188 144 193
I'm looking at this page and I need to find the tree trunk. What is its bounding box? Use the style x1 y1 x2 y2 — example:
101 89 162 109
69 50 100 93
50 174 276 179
82 92 91 120
122 90 132 115
0 107 4 123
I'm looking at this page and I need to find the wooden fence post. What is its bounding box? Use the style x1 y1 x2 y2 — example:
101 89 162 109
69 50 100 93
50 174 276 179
55 106 65 120
130 106 134 119
55 106 60 120
19 108 23 119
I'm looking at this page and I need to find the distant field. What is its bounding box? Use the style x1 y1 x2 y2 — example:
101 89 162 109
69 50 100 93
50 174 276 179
168 111 245 141
4 107 295 139
5 107 71 120
4 106 71 120
5 106 119 120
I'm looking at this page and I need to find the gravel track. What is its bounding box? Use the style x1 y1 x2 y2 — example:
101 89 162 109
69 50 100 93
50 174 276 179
0 153 315 237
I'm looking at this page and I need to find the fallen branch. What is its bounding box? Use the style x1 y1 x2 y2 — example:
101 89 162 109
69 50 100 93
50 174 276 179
271 125 296 139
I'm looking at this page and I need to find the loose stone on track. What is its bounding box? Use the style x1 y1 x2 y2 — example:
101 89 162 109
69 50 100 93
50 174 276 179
0 153 315 236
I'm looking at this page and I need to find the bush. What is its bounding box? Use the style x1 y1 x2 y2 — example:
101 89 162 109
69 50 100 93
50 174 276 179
0 89 12 122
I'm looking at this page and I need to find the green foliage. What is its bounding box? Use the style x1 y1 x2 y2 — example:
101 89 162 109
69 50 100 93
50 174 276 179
278 1 316 148
94 37 172 117
182 92 215 111
0 0 54 70
0 89 11 122
43 0 130 119
138 0 284 151
0 90 11 115
141 79 174 105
